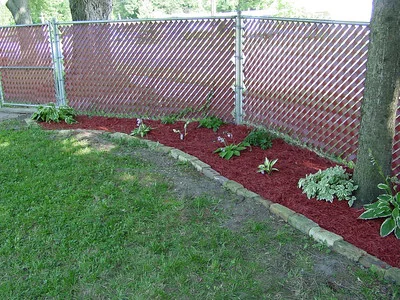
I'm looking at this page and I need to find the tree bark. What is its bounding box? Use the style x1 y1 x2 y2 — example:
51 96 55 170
69 0 113 21
6 0 32 24
353 0 400 207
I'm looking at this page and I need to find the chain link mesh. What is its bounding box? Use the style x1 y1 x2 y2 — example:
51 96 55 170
1 17 400 173
59 19 235 120
243 18 370 164
0 25 56 104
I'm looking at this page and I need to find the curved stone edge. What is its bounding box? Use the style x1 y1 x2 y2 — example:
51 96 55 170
72 131 400 285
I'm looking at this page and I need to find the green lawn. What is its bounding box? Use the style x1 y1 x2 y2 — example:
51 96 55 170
0 121 398 299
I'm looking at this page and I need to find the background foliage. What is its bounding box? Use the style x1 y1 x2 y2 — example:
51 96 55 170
0 0 319 25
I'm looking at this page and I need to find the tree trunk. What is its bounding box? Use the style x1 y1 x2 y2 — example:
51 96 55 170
6 0 32 24
69 0 113 21
353 0 400 207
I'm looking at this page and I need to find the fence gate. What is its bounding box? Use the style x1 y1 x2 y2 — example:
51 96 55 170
0 23 62 107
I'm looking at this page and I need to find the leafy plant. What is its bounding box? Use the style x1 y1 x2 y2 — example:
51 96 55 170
214 135 250 160
244 128 275 150
161 115 178 124
298 166 357 207
198 116 224 132
131 119 152 137
359 151 400 238
257 157 279 175
173 120 191 140
31 103 77 124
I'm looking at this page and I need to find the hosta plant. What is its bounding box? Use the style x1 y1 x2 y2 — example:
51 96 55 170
298 166 357 207
131 119 152 137
359 182 400 238
257 157 279 175
198 116 224 132
359 152 400 238
214 140 250 160
31 103 77 124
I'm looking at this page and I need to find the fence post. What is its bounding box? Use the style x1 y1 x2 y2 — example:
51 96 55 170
234 10 244 124
49 18 66 107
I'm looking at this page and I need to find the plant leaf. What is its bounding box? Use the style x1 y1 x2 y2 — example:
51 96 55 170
394 226 400 239
377 183 390 190
359 208 392 220
377 194 392 202
380 217 396 237
225 152 233 160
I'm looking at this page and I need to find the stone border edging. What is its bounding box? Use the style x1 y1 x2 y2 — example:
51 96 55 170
31 126 400 285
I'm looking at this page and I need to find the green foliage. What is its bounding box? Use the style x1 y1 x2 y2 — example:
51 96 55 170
31 103 77 124
29 0 72 23
131 120 152 137
161 115 178 124
244 128 274 150
298 166 357 207
257 157 279 175
198 116 224 132
359 182 400 238
214 142 250 160
359 152 400 238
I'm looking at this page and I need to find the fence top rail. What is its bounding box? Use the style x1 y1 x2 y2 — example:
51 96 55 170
0 23 48 29
243 15 369 26
0 14 370 29
55 15 237 26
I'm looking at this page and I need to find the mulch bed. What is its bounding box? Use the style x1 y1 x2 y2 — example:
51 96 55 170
41 115 400 268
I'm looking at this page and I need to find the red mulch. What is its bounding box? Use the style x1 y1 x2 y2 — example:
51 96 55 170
41 116 400 268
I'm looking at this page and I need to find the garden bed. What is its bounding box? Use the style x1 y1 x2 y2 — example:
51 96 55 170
41 115 400 268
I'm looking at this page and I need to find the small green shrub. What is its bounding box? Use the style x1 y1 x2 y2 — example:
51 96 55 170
244 128 274 150
298 166 357 207
31 103 77 124
214 142 250 160
198 116 224 132
257 157 279 175
161 115 178 124
359 181 400 238
359 152 400 238
131 119 152 137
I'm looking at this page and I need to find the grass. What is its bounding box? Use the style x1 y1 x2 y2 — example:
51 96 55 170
0 121 398 299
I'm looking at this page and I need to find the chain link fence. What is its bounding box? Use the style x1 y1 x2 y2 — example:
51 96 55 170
0 15 399 173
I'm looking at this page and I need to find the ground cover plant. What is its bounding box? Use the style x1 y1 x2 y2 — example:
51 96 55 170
198 116 224 132
31 103 77 124
1 120 398 298
298 166 358 207
40 116 400 269
359 153 400 238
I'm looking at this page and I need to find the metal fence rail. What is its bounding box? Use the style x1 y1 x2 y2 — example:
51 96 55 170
1 15 400 173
